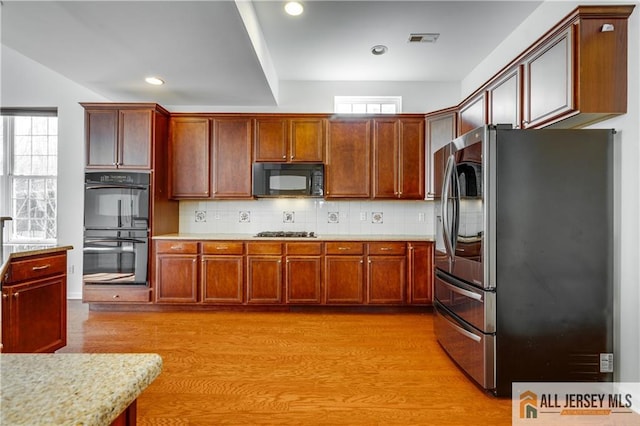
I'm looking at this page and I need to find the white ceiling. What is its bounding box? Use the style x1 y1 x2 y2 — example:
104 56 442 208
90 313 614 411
1 1 543 107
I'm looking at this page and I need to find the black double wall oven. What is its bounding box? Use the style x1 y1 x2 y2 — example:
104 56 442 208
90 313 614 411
83 172 150 285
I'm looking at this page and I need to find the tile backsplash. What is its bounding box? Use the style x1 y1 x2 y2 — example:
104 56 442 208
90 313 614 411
179 199 436 236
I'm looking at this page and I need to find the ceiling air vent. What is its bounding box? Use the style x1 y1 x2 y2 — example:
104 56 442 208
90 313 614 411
408 33 440 43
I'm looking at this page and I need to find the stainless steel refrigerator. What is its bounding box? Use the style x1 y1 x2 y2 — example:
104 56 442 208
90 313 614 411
433 125 614 397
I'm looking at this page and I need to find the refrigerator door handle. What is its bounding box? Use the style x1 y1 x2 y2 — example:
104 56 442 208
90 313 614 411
441 154 456 261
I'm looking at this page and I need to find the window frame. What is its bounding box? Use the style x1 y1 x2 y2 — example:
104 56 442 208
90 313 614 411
0 108 58 246
334 96 402 114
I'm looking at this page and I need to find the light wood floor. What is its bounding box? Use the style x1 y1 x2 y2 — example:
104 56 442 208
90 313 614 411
59 301 512 425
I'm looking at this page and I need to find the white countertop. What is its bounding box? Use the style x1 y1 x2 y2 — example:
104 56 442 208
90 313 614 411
0 353 162 426
153 233 434 241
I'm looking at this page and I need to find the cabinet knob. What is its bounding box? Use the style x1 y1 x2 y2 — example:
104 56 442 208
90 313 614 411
282 155 286 159
112 294 120 299
2 293 7 300
13 292 19 298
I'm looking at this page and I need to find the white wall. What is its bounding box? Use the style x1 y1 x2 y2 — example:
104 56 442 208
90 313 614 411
462 0 640 382
167 80 460 113
1 45 108 299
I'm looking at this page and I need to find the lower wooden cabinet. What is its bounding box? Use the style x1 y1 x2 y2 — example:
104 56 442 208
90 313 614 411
367 243 406 304
2 250 69 353
152 239 433 307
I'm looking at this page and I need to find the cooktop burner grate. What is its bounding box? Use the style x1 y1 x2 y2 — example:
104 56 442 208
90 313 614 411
255 231 316 238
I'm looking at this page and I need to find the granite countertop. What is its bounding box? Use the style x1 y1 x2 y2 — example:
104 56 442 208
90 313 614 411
1 245 73 287
153 233 435 242
0 353 162 426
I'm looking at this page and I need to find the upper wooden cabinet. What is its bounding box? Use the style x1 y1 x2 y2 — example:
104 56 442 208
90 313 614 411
372 117 425 200
426 109 457 198
169 115 253 199
254 116 325 163
82 103 169 169
212 118 253 198
458 93 486 136
169 117 211 198
325 118 371 199
488 66 522 129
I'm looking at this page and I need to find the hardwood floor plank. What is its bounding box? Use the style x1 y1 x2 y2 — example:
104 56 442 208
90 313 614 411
59 301 511 425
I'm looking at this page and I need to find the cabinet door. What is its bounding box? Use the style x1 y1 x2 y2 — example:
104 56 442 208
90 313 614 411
426 110 456 198
212 118 253 198
169 117 211 198
85 109 118 168
290 118 324 162
372 118 399 199
458 93 486 136
246 256 282 304
118 109 153 168
488 67 522 128
398 118 425 199
4 276 66 353
408 242 433 305
367 256 406 304
324 256 365 304
201 255 244 304
326 119 371 198
155 254 199 303
254 118 287 162
523 28 573 128
286 256 322 304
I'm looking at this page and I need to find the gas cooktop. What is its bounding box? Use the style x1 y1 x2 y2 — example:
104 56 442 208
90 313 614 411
255 231 316 238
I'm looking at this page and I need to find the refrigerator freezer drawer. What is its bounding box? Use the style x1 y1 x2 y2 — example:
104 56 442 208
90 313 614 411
434 269 496 333
434 301 495 392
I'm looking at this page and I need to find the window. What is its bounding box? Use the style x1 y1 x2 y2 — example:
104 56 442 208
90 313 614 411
1 109 58 246
334 96 402 114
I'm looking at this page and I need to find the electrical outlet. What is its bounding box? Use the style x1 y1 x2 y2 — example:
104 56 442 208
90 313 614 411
67 265 75 274
418 212 425 222
360 212 367 221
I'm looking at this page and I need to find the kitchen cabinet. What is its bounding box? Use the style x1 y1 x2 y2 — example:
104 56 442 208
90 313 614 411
246 242 283 304
458 93 486 136
488 66 522 128
168 115 253 199
169 117 211 198
426 109 457 198
212 118 253 198
2 251 68 353
285 242 322 304
154 241 199 303
407 242 433 305
254 116 325 162
324 242 365 304
325 119 371 198
367 243 406 304
201 242 244 304
372 117 425 200
82 103 169 169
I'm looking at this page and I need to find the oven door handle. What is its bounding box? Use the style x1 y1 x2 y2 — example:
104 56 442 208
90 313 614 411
84 237 147 244
85 184 148 191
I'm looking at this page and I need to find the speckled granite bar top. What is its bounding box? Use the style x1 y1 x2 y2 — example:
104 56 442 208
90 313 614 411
0 353 162 426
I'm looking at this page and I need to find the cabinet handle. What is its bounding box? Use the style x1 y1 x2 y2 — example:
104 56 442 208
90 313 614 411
338 247 350 251
170 245 182 250
216 246 228 250
379 247 392 251
32 264 51 271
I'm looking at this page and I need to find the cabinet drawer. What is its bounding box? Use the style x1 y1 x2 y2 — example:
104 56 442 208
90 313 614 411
286 242 322 255
246 242 283 255
155 241 198 254
6 254 66 284
83 285 152 303
368 242 406 256
325 242 364 255
201 241 244 255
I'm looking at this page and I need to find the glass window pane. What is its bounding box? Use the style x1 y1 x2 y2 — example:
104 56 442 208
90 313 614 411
381 104 397 113
352 104 367 113
14 117 32 135
367 104 381 113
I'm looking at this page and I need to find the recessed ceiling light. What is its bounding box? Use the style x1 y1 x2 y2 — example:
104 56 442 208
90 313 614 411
145 77 164 86
371 45 388 56
284 1 304 16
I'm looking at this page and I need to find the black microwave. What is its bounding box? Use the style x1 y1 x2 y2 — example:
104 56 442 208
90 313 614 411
252 163 324 197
